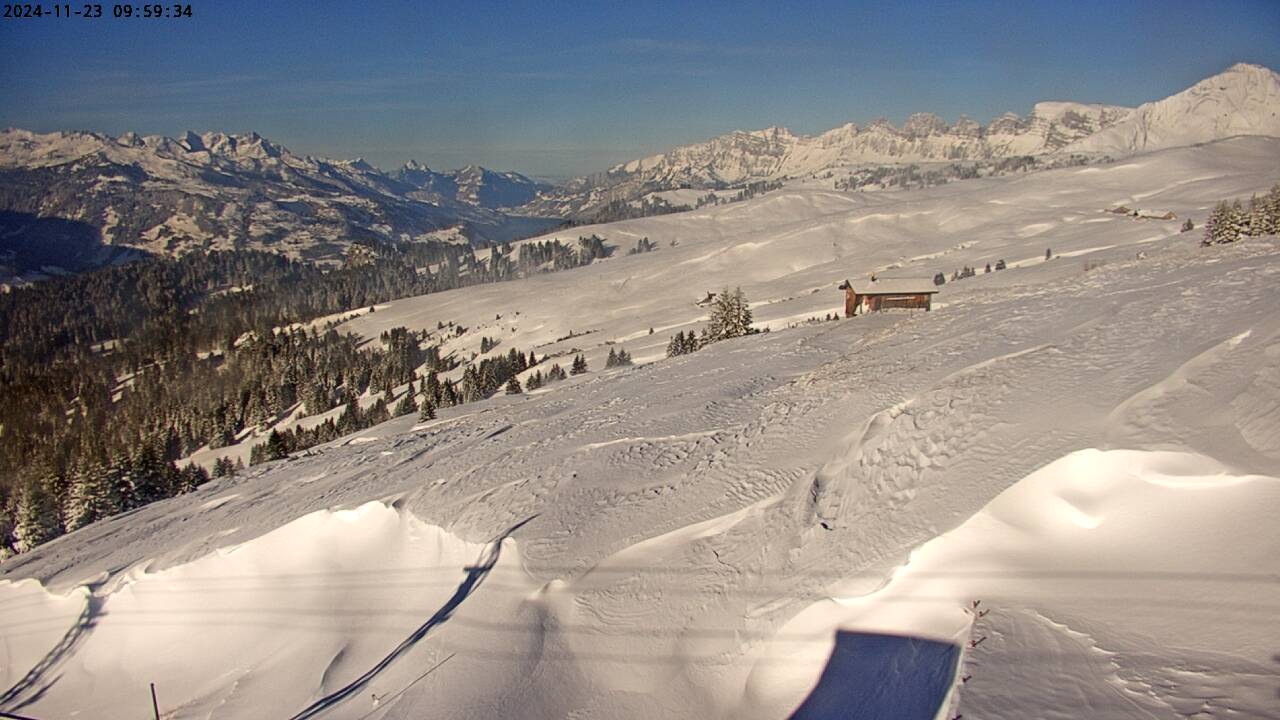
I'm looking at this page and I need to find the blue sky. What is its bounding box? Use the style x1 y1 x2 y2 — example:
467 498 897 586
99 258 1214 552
2 0 1278 177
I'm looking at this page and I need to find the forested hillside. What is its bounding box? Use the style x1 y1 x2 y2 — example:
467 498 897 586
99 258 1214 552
0 234 613 555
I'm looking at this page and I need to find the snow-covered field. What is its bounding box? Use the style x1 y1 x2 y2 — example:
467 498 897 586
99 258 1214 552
3 136 1280 719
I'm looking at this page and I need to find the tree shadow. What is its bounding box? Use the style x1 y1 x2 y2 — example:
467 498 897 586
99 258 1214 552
0 211 143 277
1273 653 1280 700
789 630 960 720
0 578 107 713
286 515 537 720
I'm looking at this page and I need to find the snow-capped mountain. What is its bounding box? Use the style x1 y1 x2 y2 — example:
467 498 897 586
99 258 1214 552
0 129 558 279
394 161 550 209
526 64 1279 217
1065 62 1280 154
521 104 1130 217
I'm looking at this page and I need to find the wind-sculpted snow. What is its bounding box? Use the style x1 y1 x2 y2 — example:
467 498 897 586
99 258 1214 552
3 137 1280 718
0 503 540 719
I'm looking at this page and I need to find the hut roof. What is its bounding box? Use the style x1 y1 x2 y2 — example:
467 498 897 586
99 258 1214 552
842 278 939 295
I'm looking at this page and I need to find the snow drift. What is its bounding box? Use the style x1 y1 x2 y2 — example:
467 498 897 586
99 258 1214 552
0 503 538 719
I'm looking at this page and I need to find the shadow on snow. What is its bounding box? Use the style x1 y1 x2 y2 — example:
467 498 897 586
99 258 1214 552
286 515 537 720
789 630 961 720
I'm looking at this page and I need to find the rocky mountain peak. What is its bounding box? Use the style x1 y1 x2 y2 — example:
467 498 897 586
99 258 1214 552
903 112 948 138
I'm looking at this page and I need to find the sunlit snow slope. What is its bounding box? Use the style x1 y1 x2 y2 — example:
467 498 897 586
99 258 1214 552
3 136 1280 720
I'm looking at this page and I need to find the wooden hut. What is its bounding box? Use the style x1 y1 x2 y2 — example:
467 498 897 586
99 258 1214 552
839 278 938 316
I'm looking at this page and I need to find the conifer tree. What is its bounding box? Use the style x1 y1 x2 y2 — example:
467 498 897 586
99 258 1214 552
1203 201 1227 245
418 397 436 421
64 463 122 531
1228 199 1247 240
505 376 523 394
368 398 390 425
13 480 62 553
212 456 236 478
393 390 419 416
425 370 441 403
1266 183 1280 235
570 354 588 375
441 380 460 406
129 445 177 505
337 394 361 433
1250 189 1276 236
667 331 685 357
177 463 210 493
1247 195 1264 236
264 429 290 461
705 287 754 343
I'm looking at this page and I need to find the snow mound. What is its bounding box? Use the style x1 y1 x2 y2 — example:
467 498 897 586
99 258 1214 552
746 449 1280 719
0 503 537 719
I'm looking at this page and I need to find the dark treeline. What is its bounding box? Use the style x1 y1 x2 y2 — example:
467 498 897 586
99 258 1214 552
700 179 785 207
0 234 615 557
564 178 787 227
249 343 570 463
584 196 691 224
832 155 1094 192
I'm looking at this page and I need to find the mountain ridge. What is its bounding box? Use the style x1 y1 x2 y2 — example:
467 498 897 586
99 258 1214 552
0 127 560 283
525 63 1279 217
3 63 1277 280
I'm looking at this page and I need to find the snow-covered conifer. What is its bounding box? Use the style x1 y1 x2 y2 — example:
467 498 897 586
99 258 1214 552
14 480 62 553
418 397 437 421
706 287 754 343
64 463 122 531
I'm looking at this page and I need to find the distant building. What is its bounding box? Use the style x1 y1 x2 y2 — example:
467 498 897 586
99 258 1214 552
839 277 939 316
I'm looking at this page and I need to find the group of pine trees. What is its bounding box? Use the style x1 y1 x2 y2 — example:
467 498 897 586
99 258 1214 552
832 156 1091 193
694 180 784 208
1202 184 1280 245
627 237 657 255
524 362 568 391
3 323 452 556
5 446 214 553
0 229 627 557
935 259 1007 285
503 235 612 274
586 196 691 224
666 287 757 358
605 347 633 367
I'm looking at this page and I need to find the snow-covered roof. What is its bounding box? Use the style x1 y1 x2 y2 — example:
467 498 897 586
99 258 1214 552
846 278 939 295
